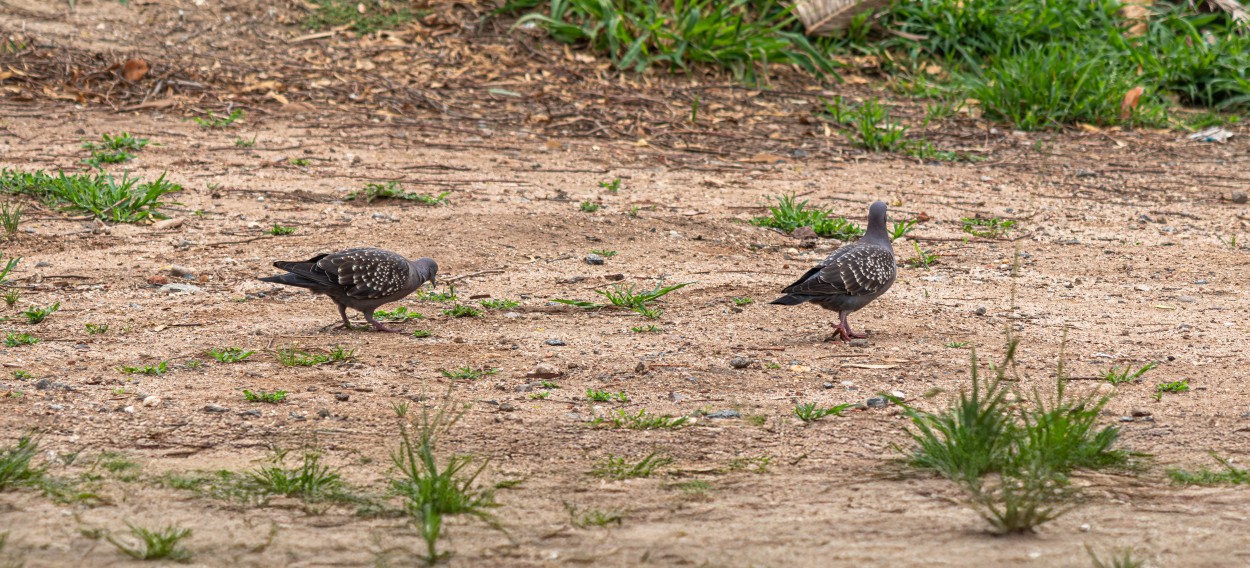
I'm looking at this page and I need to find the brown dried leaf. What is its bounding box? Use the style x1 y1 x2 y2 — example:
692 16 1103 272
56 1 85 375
121 59 149 82
1120 86 1144 119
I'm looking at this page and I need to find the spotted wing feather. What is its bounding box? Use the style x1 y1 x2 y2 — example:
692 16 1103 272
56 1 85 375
317 248 411 300
782 244 894 298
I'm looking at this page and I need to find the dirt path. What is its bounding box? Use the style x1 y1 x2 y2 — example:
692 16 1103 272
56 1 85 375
3 1 1250 567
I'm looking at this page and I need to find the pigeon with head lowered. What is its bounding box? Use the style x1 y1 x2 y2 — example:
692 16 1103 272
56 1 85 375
770 200 896 341
260 248 438 332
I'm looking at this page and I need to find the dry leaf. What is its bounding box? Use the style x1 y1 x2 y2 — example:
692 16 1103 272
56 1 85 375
266 91 289 105
1078 123 1103 133
152 218 183 230
743 152 786 164
1120 86 1144 119
121 59 148 82
843 74 870 85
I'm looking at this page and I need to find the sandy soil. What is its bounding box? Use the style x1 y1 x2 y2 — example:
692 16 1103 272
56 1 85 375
2 1 1250 567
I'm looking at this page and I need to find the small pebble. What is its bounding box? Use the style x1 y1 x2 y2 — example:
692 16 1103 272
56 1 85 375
822 382 834 389
334 393 350 402
169 265 195 278
1131 408 1152 417
50 404 64 411
1080 524 1091 532
1119 416 1134 422
584 253 605 265
849 338 869 348
1175 295 1196 303
35 261 52 268
203 404 228 413
668 392 686 403
974 306 987 316
242 409 261 417
729 356 752 369
160 283 202 295
866 397 888 408
1231 190 1248 204
122 406 135 414
1075 169 1097 178
317 409 331 418
289 412 306 421
142 396 161 408
545 338 566 346
706 410 742 419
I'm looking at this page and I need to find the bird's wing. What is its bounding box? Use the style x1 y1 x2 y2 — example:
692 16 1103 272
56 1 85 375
271 253 334 287
781 244 894 297
318 248 411 300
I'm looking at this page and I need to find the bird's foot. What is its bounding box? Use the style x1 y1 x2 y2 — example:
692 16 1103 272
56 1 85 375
366 320 403 333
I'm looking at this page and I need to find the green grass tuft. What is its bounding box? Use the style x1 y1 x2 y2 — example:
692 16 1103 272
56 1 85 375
304 0 419 34
793 402 854 423
119 361 168 375
21 302 58 324
0 169 181 223
3 333 39 347
243 390 288 404
208 347 254 364
751 194 865 239
592 452 672 480
106 524 192 562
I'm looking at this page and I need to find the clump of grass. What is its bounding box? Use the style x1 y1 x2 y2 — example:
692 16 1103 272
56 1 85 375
243 390 288 404
85 323 109 335
849 99 910 152
630 325 662 333
553 280 690 319
0 255 17 287
598 178 621 192
11 371 31 381
592 452 673 480
247 448 344 502
668 479 711 495
1152 379 1190 401
578 201 600 213
390 392 502 565
727 455 773 474
907 242 938 269
961 217 1016 238
1086 545 1146 568
732 297 753 306
441 304 482 318
1101 362 1156 385
191 108 243 129
411 330 433 338
275 345 354 367
0 436 44 491
208 347 254 363
586 389 628 402
529 391 550 400
416 287 458 302
374 306 425 322
3 333 39 347
511 0 837 85
589 249 617 258
750 194 865 240
81 133 150 168
1167 453 1249 486
564 502 623 527
889 334 1131 534
440 367 498 380
304 0 418 34
120 361 168 376
0 169 181 223
265 224 296 236
945 341 969 348
793 402 854 423
478 299 519 310
234 136 256 148
595 409 688 430
106 524 192 562
0 202 22 239
21 301 58 324
347 182 448 205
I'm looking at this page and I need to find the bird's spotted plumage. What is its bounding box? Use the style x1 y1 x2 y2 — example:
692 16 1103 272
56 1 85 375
260 247 438 332
771 200 896 341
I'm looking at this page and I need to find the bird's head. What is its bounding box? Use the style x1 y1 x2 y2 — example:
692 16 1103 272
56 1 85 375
866 200 890 239
413 258 439 288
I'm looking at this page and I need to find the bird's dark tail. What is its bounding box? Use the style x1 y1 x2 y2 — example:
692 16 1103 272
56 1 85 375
258 272 323 290
769 294 810 306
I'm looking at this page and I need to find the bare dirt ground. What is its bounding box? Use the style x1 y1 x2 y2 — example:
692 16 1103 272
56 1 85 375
2 1 1250 567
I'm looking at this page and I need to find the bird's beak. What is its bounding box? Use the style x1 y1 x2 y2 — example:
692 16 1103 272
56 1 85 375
429 276 437 289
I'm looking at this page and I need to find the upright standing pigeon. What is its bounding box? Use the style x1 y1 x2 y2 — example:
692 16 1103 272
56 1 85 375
260 248 438 332
771 201 896 341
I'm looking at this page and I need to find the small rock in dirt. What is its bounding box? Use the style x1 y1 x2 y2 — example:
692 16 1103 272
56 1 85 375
515 383 534 393
706 410 742 419
822 382 834 389
317 409 331 418
1075 169 1098 178
152 218 184 230
685 376 699 384
866 397 888 408
160 283 202 295
289 412 306 421
1131 408 1152 417
668 392 686 403
142 396 161 408
584 253 605 265
848 338 869 348
1119 416 1134 422
790 148 809 159
527 363 562 378
50 404 64 411
791 226 819 241
1231 190 1248 204
146 275 169 286
169 265 195 278
203 404 228 413
729 356 752 369
634 361 647 373
545 338 566 346
123 406 135 414
335 393 350 402
241 409 261 417
35 379 53 391
35 261 51 268
1175 295 1196 303
974 306 987 316
1134 284 1151 292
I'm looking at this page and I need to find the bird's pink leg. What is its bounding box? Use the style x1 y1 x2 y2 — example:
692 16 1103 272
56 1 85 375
363 311 401 333
840 312 868 339
336 303 353 329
